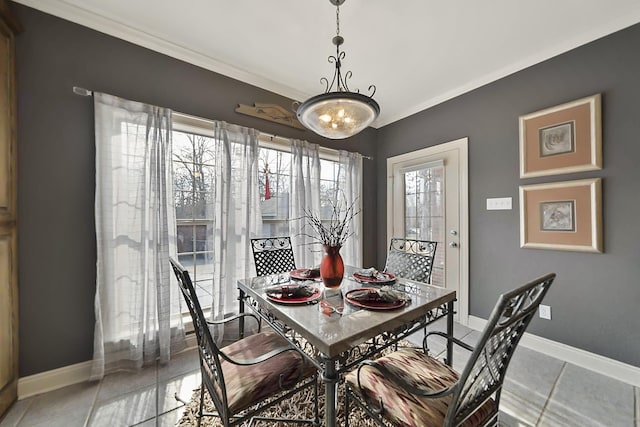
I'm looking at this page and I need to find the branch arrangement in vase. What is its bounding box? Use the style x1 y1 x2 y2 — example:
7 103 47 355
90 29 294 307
301 197 360 247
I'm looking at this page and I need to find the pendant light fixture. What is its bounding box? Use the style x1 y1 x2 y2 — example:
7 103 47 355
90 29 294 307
295 0 379 140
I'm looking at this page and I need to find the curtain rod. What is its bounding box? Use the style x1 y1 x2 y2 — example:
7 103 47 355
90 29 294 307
72 86 373 160
260 130 373 160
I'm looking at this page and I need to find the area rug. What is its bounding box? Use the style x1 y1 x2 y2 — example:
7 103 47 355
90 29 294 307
176 340 416 426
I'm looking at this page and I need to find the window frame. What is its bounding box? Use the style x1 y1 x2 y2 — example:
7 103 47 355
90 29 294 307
171 112 360 329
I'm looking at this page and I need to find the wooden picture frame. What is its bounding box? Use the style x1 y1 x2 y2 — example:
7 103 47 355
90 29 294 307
519 178 602 253
519 94 602 178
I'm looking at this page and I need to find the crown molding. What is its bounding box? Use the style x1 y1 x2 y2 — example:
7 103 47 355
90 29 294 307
13 1 640 137
12 0 309 103
378 12 640 128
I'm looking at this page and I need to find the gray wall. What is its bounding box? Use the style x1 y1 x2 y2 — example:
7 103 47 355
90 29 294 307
14 4 377 376
376 24 640 366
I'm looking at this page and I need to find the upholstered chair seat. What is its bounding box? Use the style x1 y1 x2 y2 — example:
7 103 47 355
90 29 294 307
345 273 556 427
219 329 316 414
170 257 318 427
345 348 497 426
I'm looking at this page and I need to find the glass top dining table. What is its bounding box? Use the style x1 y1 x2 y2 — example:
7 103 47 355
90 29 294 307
237 265 456 427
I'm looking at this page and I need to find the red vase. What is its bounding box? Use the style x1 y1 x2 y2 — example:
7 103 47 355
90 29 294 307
320 245 344 288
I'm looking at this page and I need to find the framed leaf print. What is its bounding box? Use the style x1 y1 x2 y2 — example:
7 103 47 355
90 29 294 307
520 178 602 253
519 94 602 178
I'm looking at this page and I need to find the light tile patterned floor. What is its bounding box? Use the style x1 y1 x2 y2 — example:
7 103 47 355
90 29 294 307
1 321 638 427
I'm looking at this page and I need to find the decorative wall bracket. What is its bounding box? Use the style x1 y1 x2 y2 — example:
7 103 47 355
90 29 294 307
236 103 305 130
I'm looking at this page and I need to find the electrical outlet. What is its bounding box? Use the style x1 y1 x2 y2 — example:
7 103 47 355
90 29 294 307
539 305 551 320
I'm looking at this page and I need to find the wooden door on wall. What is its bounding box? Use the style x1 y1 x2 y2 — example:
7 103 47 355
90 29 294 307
0 0 19 418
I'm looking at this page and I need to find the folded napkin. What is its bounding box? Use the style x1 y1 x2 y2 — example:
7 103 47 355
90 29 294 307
375 272 394 281
299 267 320 278
355 267 393 281
355 267 377 277
348 286 411 304
266 283 316 299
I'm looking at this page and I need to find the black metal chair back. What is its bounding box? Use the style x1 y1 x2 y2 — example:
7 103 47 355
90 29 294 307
170 258 231 421
447 273 555 425
384 237 437 284
251 236 296 276
170 257 318 427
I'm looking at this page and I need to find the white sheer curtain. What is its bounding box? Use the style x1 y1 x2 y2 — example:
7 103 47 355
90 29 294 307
338 150 363 268
289 139 322 268
209 121 262 338
91 93 185 380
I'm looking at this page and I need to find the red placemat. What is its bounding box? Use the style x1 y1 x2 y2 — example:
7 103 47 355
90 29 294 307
266 285 322 304
352 272 396 284
344 288 406 310
290 268 321 280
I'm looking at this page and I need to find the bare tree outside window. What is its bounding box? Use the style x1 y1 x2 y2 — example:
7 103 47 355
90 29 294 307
170 128 347 312
173 132 215 221
172 131 216 309
404 166 445 287
258 148 292 236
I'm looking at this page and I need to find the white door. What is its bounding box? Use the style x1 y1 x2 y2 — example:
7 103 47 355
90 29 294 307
387 138 469 322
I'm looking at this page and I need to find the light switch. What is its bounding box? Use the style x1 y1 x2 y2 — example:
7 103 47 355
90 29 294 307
486 197 512 210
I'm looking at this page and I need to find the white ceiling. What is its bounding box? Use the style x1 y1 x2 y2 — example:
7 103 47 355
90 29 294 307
15 0 640 128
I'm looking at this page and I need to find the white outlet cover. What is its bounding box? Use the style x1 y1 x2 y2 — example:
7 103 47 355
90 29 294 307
486 197 512 210
539 305 552 320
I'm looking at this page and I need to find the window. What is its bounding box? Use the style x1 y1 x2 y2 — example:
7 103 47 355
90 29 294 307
171 114 347 310
172 130 216 309
258 147 291 236
403 166 445 287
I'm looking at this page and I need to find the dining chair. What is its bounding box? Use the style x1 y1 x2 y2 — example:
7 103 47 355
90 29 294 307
170 258 319 427
344 272 556 427
251 236 297 276
384 237 437 284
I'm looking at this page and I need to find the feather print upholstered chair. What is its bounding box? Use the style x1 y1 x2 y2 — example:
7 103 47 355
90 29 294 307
170 258 318 427
344 273 556 427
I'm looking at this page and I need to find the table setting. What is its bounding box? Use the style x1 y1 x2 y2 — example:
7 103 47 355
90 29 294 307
344 285 411 310
289 267 321 280
352 267 396 284
265 282 322 304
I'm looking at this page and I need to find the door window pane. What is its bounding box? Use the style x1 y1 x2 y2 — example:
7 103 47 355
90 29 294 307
403 165 445 287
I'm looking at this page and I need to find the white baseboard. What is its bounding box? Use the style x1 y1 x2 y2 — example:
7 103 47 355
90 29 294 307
467 315 640 387
17 334 198 400
21 319 638 399
18 360 94 399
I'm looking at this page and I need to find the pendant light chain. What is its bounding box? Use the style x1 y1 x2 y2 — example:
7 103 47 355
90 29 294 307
334 2 343 91
336 2 340 38
295 0 380 139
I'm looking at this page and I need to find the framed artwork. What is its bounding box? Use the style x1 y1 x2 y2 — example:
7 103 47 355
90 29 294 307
519 178 602 253
519 94 602 178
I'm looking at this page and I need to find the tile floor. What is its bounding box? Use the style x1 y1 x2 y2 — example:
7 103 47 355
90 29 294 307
1 320 638 427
